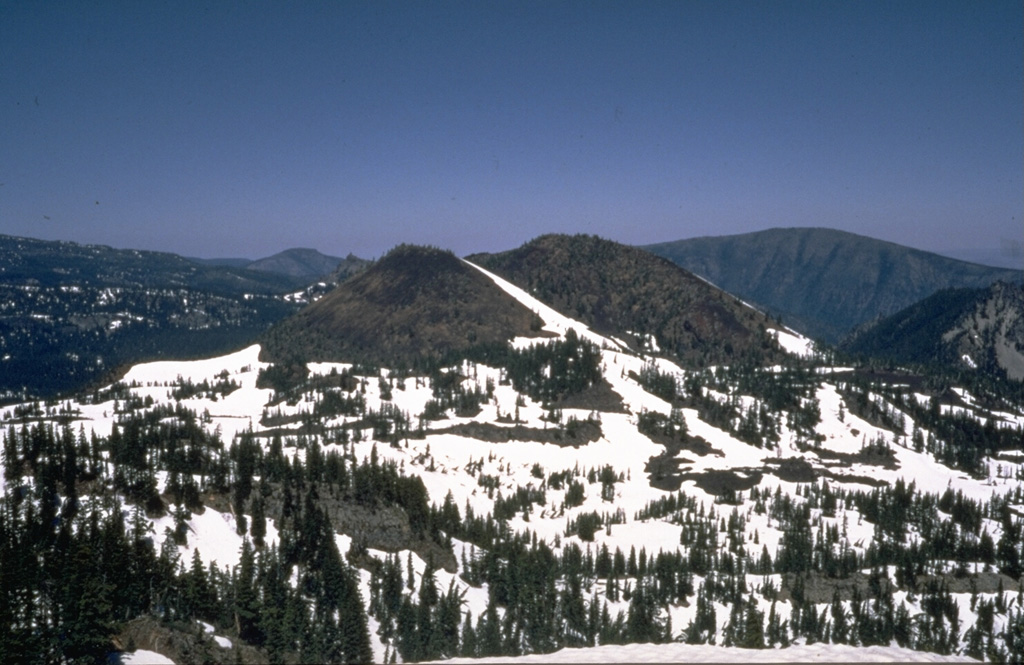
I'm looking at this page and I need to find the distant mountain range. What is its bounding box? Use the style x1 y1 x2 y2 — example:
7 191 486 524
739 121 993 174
0 235 365 401
1 234 306 294
3 228 1022 403
643 228 1022 344
189 247 370 281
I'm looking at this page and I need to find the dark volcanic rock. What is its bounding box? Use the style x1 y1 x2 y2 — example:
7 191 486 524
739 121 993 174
116 615 270 665
764 456 818 483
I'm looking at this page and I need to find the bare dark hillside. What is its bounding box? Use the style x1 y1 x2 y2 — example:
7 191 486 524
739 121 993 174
469 234 784 368
260 245 545 367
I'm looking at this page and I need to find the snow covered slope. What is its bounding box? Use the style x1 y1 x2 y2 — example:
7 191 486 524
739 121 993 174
433 642 975 663
3 257 1023 664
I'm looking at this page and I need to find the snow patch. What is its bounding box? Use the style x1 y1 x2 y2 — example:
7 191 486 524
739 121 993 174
463 259 627 351
769 328 814 357
432 642 976 663
120 650 176 664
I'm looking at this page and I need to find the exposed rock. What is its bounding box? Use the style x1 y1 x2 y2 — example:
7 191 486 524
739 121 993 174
814 445 900 471
679 469 763 496
779 570 1018 605
202 483 458 574
644 452 694 492
555 378 628 413
434 419 602 447
763 457 817 483
262 485 458 574
115 615 270 665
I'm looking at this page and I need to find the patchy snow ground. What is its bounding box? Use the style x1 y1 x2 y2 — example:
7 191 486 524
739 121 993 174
431 642 976 663
7 263 1024 664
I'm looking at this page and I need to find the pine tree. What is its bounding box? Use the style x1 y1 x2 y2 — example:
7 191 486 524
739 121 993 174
58 538 116 663
766 600 788 647
683 582 716 645
740 595 765 649
250 495 266 548
477 599 503 658
234 538 264 645
460 611 478 658
829 590 849 644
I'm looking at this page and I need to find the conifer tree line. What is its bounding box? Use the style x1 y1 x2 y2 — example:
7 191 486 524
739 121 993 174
0 412 420 663
258 327 604 410
3 344 1024 663
0 279 299 402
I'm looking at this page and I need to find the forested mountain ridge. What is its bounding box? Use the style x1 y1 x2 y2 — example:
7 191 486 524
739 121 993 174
189 248 370 282
0 235 360 402
844 281 1024 381
3 234 1024 664
643 228 1022 344
259 244 547 370
468 234 786 369
0 234 306 294
245 248 370 282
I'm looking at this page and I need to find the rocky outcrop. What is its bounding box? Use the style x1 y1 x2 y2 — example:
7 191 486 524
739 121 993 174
115 615 270 665
201 482 458 573
943 281 1024 380
312 492 457 573
434 419 602 447
779 570 1018 605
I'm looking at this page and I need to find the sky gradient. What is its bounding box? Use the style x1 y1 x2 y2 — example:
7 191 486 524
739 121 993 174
1 1 1021 261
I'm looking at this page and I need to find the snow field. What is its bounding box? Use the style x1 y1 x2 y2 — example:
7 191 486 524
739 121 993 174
5 263 1023 663
429 641 977 663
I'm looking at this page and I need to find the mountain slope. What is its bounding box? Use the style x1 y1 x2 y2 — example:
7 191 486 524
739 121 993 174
187 256 253 269
469 234 786 368
844 281 1024 380
5 248 1024 662
643 228 1022 343
259 244 545 367
190 248 371 281
0 234 305 401
245 247 348 280
0 233 305 294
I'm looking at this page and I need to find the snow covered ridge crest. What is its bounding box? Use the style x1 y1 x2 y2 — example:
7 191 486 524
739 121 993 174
3 259 1024 663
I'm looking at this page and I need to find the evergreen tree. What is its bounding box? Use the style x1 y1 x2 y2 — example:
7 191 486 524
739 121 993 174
683 582 716 645
740 595 765 649
830 590 849 644
234 538 264 645
460 611 478 658
250 495 266 548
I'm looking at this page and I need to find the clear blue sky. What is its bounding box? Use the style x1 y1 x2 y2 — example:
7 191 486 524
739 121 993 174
1 1 1021 260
